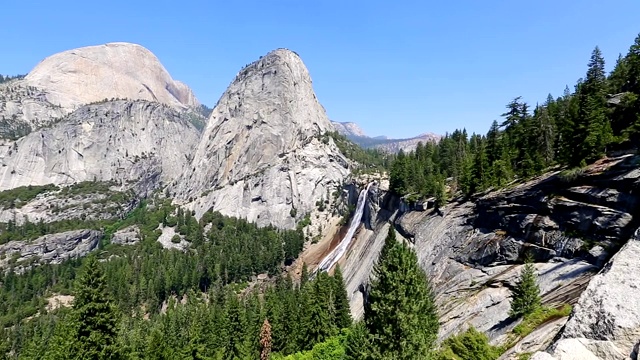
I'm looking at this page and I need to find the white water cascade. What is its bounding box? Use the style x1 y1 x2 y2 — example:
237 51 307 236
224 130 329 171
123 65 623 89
315 182 373 274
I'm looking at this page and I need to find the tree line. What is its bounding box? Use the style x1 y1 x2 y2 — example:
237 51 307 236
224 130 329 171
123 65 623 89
4 257 352 359
391 33 640 200
0 74 25 84
2 221 441 359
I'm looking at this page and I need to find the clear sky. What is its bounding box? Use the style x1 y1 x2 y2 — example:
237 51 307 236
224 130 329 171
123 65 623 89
1 0 639 138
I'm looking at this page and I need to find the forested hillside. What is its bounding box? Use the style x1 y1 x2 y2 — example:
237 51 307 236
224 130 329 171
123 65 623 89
390 33 640 201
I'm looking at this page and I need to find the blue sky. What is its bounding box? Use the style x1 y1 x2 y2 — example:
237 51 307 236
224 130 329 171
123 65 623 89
1 0 639 138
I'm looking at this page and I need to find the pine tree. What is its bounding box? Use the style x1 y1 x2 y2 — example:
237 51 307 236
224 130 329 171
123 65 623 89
42 312 78 360
259 319 272 360
470 139 489 194
0 328 8 360
145 328 166 360
608 53 629 94
434 179 447 210
536 101 556 168
364 227 439 359
485 120 502 167
509 261 541 318
300 263 309 289
302 272 335 349
71 256 121 360
332 265 352 330
390 150 409 194
345 322 371 360
223 291 248 360
575 46 612 164
626 33 640 95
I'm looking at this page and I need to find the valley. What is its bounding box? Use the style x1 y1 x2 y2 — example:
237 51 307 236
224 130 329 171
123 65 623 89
0 27 639 360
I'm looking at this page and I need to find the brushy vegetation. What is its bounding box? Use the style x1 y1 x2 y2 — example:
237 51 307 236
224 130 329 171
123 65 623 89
271 330 348 360
558 166 587 183
0 181 130 211
0 184 59 209
434 327 502 360
512 305 572 338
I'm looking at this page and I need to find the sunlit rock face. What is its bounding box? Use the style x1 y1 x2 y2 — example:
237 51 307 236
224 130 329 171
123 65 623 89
175 49 349 229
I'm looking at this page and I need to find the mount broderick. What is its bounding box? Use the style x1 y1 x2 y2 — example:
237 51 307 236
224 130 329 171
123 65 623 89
331 120 441 152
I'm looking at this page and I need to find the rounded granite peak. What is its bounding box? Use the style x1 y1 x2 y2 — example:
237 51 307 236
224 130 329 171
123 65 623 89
24 42 199 110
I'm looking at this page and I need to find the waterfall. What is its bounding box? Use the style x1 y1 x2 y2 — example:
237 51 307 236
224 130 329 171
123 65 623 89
315 182 373 274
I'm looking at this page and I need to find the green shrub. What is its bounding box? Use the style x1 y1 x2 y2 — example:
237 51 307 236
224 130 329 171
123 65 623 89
271 331 347 359
297 213 311 230
170 235 181 244
435 327 501 360
513 305 572 338
558 167 586 183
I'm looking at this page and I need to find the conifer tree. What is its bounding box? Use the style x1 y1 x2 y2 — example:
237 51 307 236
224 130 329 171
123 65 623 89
264 287 285 353
302 271 335 349
434 179 447 210
364 227 439 359
575 46 612 164
145 328 166 360
470 140 489 194
485 120 502 166
0 328 7 360
509 261 541 318
259 319 272 360
71 256 121 360
345 321 371 360
626 33 640 95
42 312 78 360
332 265 352 330
608 53 629 94
300 263 309 289
536 101 556 168
224 291 248 360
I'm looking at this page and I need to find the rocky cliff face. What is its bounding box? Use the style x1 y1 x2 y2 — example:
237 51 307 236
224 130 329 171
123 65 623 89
338 155 640 359
0 229 102 273
0 100 200 192
174 49 350 229
0 81 67 138
532 232 640 360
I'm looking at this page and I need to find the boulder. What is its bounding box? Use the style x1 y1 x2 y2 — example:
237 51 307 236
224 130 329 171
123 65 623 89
559 234 640 358
111 225 141 246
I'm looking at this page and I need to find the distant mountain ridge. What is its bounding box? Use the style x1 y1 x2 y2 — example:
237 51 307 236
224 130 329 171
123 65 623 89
330 120 441 153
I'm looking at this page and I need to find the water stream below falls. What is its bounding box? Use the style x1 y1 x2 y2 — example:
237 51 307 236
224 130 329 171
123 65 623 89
315 182 373 274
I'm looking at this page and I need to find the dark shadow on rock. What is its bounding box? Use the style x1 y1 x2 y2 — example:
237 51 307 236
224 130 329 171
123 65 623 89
487 316 518 333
